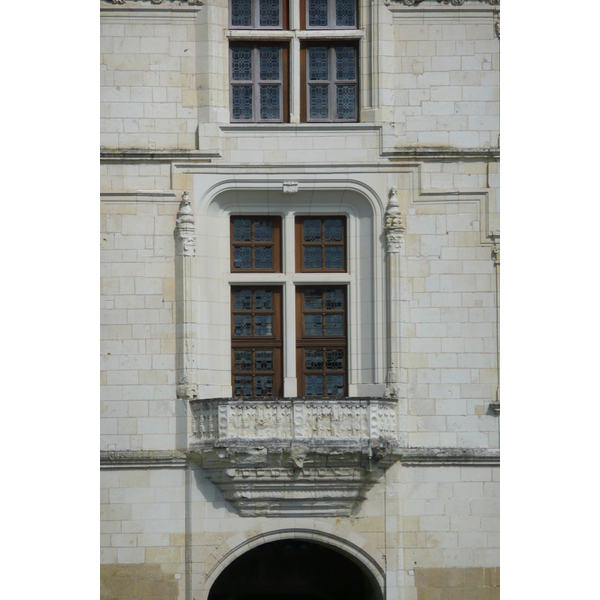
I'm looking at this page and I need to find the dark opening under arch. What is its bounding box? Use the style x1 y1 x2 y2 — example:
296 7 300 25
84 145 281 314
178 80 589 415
208 539 378 600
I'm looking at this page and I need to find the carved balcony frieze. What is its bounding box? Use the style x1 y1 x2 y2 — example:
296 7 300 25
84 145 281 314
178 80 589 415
188 398 401 517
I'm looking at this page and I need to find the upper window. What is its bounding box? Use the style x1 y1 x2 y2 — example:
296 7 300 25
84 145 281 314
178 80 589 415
231 216 282 271
302 0 357 29
230 0 287 29
296 216 346 272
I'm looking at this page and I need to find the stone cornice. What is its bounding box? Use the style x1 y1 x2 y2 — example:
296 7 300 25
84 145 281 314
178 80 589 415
100 450 187 469
100 149 220 162
400 447 500 466
101 0 203 6
386 0 498 6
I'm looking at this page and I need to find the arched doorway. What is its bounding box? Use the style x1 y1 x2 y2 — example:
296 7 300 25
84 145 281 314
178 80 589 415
208 539 379 600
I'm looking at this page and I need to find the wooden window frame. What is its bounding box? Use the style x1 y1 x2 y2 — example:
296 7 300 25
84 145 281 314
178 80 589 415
231 286 283 398
230 0 289 30
230 43 290 123
300 0 358 30
296 286 347 397
295 216 347 272
300 42 358 123
231 215 282 272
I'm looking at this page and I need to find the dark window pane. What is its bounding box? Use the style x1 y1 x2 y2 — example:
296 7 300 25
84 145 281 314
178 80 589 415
306 376 324 396
324 246 343 269
234 376 253 396
254 220 273 242
232 85 253 120
231 47 252 80
304 247 322 269
308 47 328 81
336 47 356 80
233 246 252 269
233 289 253 310
304 289 322 310
260 0 280 27
260 47 280 80
305 314 323 336
336 85 356 120
335 0 356 28
233 218 252 241
304 219 322 242
324 219 343 242
325 375 344 396
255 315 273 336
254 246 273 269
324 314 343 335
326 349 344 370
324 289 343 310
255 350 274 371
305 350 324 371
309 85 329 119
231 0 252 27
260 85 280 120
234 350 253 371
254 289 273 310
255 376 273 396
308 0 328 27
234 315 252 336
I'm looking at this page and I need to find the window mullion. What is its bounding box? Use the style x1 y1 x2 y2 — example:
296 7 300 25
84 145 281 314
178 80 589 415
329 47 335 121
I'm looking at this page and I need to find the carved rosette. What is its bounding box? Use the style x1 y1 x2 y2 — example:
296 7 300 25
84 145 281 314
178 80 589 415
175 191 196 257
384 188 405 254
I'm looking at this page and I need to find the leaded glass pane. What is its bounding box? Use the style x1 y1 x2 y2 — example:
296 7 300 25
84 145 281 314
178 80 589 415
326 349 344 370
308 47 328 81
304 219 322 242
234 376 253 396
324 289 343 310
324 219 343 241
231 47 252 81
308 0 328 27
255 315 273 336
305 350 323 371
234 350 253 371
260 0 280 27
255 376 273 396
335 0 356 28
233 246 252 269
304 247 322 269
234 289 253 310
255 350 273 371
324 314 343 335
326 375 344 396
304 289 322 310
306 375 324 396
233 218 252 241
260 85 280 120
336 47 355 80
336 85 356 120
309 85 329 120
254 246 273 269
234 315 252 336
232 85 253 120
305 314 323 336
254 289 273 310
231 0 252 27
324 246 343 269
254 220 272 242
260 47 280 80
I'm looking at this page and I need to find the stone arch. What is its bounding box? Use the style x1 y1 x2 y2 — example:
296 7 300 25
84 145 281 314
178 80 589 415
202 528 385 600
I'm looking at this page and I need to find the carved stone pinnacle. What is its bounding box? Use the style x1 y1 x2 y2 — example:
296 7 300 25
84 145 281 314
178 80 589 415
384 188 405 254
176 191 196 257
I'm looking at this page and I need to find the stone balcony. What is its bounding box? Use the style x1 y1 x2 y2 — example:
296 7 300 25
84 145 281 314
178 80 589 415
188 398 401 517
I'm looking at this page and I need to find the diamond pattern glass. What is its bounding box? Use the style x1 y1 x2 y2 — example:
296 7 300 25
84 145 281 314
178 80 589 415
231 47 252 80
304 219 322 242
324 289 343 310
306 376 324 396
335 0 355 27
234 376 253 397
233 246 252 269
254 220 272 242
254 289 273 310
336 46 355 80
308 0 328 27
233 218 252 241
326 375 344 396
255 350 273 371
259 0 280 27
231 0 252 27
324 246 343 269
324 219 343 241
254 246 273 269
234 350 253 371
260 85 280 120
255 315 273 336
305 314 323 336
309 47 328 81
234 315 253 336
336 85 356 120
234 289 253 310
324 314 343 335
304 289 322 310
255 376 273 396
232 85 253 120
260 47 280 80
304 247 322 269
305 350 324 370
326 349 344 370
309 85 329 120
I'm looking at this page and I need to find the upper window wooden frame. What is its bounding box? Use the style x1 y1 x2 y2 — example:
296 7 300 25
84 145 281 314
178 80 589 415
231 215 282 272
295 216 346 272
300 0 357 30
230 0 289 30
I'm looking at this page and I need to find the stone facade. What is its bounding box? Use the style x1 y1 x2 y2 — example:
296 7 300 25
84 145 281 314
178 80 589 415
101 1 500 599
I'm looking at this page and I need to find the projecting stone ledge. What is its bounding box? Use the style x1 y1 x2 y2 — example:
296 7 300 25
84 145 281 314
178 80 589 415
188 397 401 517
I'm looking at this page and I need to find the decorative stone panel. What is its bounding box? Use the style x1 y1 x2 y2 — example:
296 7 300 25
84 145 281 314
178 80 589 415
188 398 401 517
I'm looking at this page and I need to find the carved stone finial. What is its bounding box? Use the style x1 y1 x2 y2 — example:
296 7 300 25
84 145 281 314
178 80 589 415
384 188 405 254
491 231 499 265
494 17 500 39
384 368 401 399
176 191 196 257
